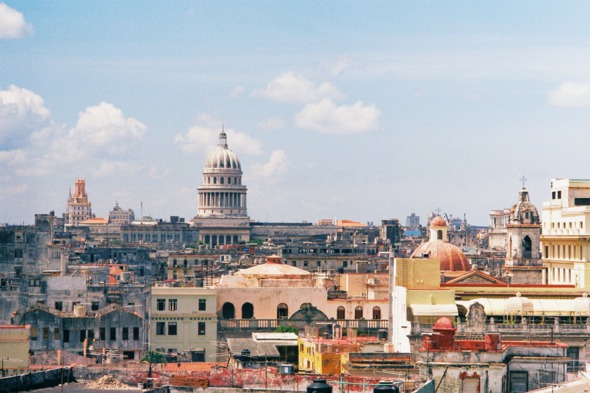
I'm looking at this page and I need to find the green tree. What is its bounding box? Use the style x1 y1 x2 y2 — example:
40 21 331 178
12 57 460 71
275 325 299 335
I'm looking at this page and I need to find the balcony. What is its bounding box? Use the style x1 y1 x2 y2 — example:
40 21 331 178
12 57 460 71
219 318 388 335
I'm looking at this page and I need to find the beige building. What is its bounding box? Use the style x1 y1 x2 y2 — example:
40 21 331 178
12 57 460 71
64 178 93 227
0 324 30 375
150 287 218 362
541 178 590 287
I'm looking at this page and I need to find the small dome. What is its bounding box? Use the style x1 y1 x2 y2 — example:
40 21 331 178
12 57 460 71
433 317 455 331
204 130 241 171
430 216 447 227
410 241 471 271
509 188 539 225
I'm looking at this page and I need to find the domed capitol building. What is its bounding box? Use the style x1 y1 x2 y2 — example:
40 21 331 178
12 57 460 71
191 129 251 247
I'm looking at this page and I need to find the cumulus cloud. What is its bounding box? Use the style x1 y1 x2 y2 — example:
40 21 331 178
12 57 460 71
92 160 141 177
0 149 25 165
258 117 284 130
295 98 381 134
175 119 262 156
0 183 28 200
251 150 288 179
0 85 51 146
253 72 344 103
548 82 590 107
0 3 32 38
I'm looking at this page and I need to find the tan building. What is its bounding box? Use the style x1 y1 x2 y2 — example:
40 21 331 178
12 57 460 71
541 178 590 287
64 178 93 227
150 287 218 362
0 324 30 375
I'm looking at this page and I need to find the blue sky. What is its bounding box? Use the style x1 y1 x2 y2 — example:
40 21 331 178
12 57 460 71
2 1 590 226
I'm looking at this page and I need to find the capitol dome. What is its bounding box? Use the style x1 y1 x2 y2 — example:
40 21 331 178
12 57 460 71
410 216 471 272
204 130 241 171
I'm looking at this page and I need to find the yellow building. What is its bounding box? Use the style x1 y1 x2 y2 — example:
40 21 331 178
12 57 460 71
150 287 218 362
0 324 30 375
298 335 361 374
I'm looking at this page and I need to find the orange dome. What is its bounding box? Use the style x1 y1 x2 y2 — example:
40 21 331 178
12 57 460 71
410 240 471 271
430 216 447 227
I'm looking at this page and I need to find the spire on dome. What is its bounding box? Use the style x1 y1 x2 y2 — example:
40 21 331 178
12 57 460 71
218 125 228 148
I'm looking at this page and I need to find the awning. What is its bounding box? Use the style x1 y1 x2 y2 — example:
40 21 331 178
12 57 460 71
409 304 458 316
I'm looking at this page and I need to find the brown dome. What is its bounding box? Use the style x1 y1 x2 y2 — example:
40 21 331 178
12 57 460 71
430 216 447 227
410 240 471 271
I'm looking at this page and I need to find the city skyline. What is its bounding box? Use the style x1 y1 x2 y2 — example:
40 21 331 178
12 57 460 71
2 2 590 225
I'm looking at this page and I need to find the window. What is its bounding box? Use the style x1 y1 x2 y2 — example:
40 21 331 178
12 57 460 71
558 190 562 199
91 302 99 311
337 306 345 320
222 303 235 319
54 328 60 340
199 299 207 311
54 301 63 311
168 322 177 335
277 303 288 319
156 299 165 311
156 322 165 336
80 329 86 343
43 327 49 340
122 327 129 340
169 299 178 311
354 306 363 320
63 329 70 343
110 327 117 341
100 327 105 341
373 306 381 320
198 322 206 335
133 327 139 340
242 302 254 319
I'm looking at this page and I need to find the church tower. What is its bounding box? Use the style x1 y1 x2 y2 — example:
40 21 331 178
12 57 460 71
504 186 542 284
191 128 251 248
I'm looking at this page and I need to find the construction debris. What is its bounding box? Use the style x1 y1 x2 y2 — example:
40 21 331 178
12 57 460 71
86 375 131 389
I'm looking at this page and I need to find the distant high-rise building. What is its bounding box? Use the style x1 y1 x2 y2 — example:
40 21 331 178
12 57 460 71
64 178 92 227
380 219 402 248
406 213 420 229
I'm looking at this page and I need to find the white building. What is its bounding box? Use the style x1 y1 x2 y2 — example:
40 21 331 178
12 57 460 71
541 178 590 287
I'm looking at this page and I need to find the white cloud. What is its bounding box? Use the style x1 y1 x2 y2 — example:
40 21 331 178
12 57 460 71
548 82 590 107
230 85 245 99
175 119 262 156
0 3 32 38
258 117 284 130
0 85 51 146
0 149 25 165
0 183 28 200
253 72 344 103
251 150 288 179
295 99 381 134
69 102 146 147
92 160 141 177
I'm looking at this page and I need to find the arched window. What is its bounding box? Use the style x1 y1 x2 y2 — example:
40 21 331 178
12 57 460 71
242 302 254 319
214 177 217 184
233 235 239 244
228 177 232 185
222 302 235 319
226 235 231 244
220 177 224 184
337 306 345 320
354 306 363 320
437 230 443 240
277 303 288 319
372 306 381 320
300 303 312 309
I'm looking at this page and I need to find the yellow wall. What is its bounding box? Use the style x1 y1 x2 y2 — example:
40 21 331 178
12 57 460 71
394 258 441 290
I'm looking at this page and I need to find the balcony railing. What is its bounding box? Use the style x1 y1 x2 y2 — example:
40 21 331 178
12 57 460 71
219 318 388 333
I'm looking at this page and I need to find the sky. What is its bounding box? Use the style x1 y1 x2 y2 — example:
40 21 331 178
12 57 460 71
2 2 590 226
